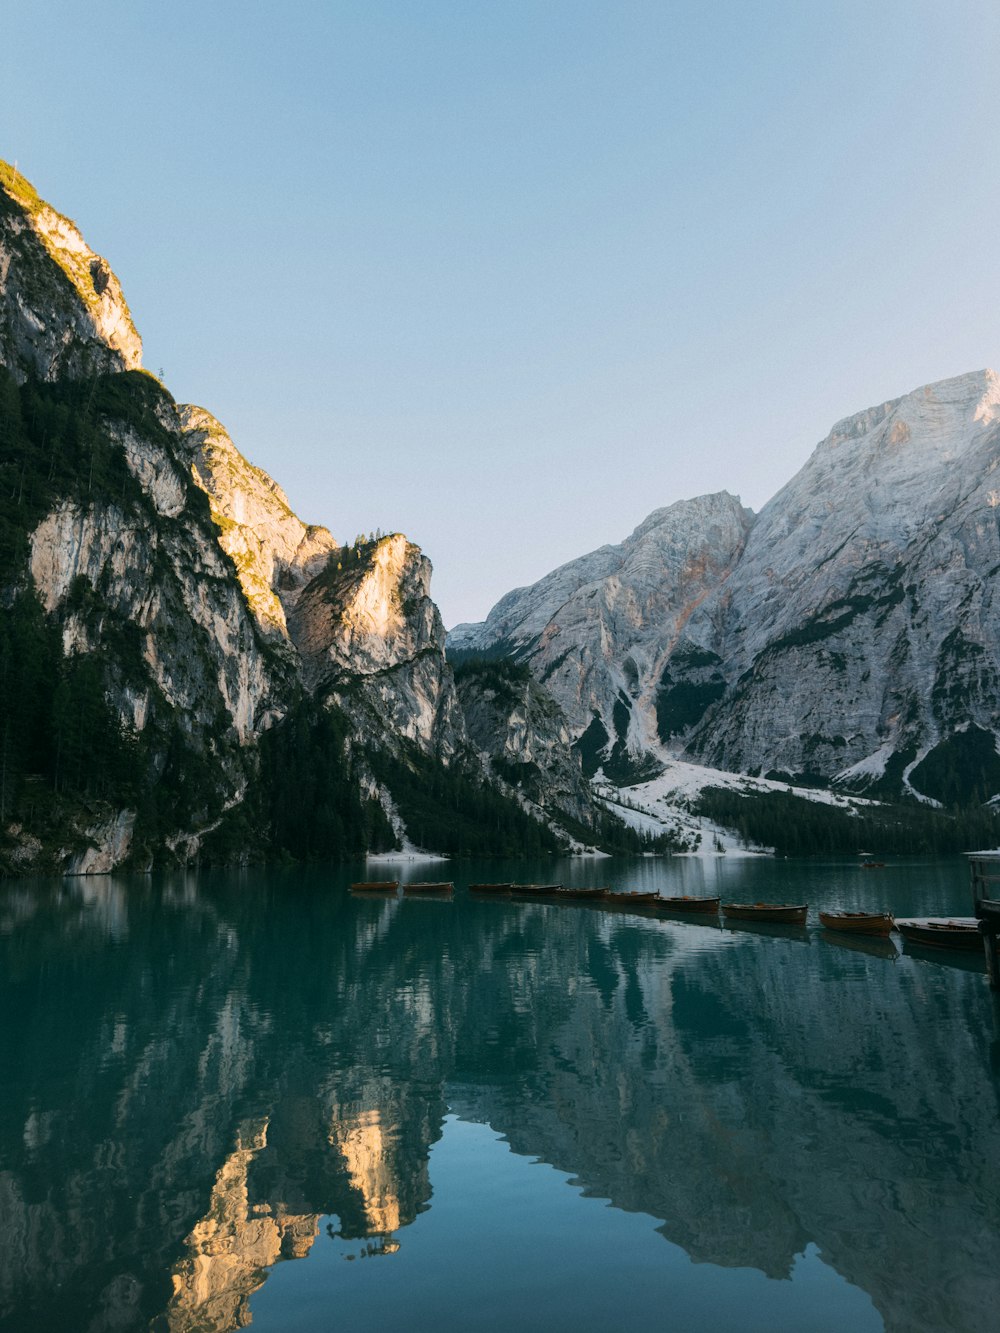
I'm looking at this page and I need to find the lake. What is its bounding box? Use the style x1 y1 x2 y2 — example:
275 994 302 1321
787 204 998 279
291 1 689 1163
2 855 998 1332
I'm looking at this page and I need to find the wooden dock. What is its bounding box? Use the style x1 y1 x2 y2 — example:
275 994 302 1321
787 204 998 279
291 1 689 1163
967 855 1000 989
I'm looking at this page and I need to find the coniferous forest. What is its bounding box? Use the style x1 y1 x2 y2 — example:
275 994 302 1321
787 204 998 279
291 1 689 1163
696 785 1000 857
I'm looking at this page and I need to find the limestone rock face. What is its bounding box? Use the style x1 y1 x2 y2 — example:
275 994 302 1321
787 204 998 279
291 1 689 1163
450 492 755 775
179 410 466 760
179 405 338 639
291 534 466 758
0 162 142 381
457 370 1000 796
0 159 496 871
14 378 292 871
677 370 1000 786
27 468 280 748
455 663 594 823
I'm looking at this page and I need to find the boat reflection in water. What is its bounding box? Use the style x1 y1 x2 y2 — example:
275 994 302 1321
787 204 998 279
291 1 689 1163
820 930 900 962
1 865 998 1333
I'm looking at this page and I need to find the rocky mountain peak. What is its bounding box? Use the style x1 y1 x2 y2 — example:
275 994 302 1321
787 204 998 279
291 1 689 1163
628 490 752 542
455 366 1000 802
0 160 142 381
818 368 999 470
657 369 1000 789
179 404 338 639
290 532 466 758
448 490 755 780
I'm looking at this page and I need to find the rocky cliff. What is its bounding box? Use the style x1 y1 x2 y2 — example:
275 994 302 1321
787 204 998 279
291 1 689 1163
0 161 141 381
288 532 465 759
677 370 1000 797
0 363 293 873
454 658 595 826
454 371 1000 803
450 492 755 782
0 160 595 874
177 404 466 762
179 405 339 641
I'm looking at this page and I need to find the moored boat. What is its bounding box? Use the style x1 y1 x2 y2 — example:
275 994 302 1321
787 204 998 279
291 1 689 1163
512 883 562 897
402 881 454 895
658 895 721 915
350 880 399 894
469 882 513 894
722 902 808 924
819 909 894 936
602 890 663 906
553 886 608 902
894 917 981 951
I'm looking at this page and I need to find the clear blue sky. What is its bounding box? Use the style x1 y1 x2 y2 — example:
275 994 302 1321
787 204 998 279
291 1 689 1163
5 1 1000 626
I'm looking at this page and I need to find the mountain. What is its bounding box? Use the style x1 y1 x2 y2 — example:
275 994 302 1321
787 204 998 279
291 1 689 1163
179 405 465 762
676 370 1000 796
452 370 1000 805
0 161 610 873
450 492 754 783
454 658 597 826
0 162 142 380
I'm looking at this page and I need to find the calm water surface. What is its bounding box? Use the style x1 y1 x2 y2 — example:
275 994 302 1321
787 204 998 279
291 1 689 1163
2 855 998 1332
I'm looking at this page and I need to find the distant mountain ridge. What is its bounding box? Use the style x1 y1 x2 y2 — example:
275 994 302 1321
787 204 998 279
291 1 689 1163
451 369 1000 804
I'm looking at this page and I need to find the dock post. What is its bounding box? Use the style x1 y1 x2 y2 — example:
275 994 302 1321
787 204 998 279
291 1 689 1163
969 855 1000 991
984 925 1000 991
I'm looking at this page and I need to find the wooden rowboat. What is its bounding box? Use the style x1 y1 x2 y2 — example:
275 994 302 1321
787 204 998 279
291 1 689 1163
350 880 399 894
722 902 808 924
657 895 721 915
553 886 608 902
819 910 894 936
469 882 513 894
602 891 663 906
894 917 981 951
512 884 562 897
402 881 454 895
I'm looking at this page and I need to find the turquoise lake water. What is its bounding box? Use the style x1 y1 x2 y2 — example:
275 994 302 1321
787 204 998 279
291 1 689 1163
1 855 998 1331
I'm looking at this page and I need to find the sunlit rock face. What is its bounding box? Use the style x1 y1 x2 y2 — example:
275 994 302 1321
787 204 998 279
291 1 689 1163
164 1119 321 1333
290 533 466 758
180 412 466 759
449 493 755 777
179 405 339 640
0 163 142 381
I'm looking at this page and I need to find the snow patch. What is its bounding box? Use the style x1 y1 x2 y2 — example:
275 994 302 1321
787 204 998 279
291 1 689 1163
592 751 886 859
367 850 450 864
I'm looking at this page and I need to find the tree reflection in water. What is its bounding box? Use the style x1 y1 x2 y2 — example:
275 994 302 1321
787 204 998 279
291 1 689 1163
0 866 997 1332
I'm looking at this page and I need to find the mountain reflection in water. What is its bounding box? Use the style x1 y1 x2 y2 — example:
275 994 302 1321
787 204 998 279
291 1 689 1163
1 863 998 1332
